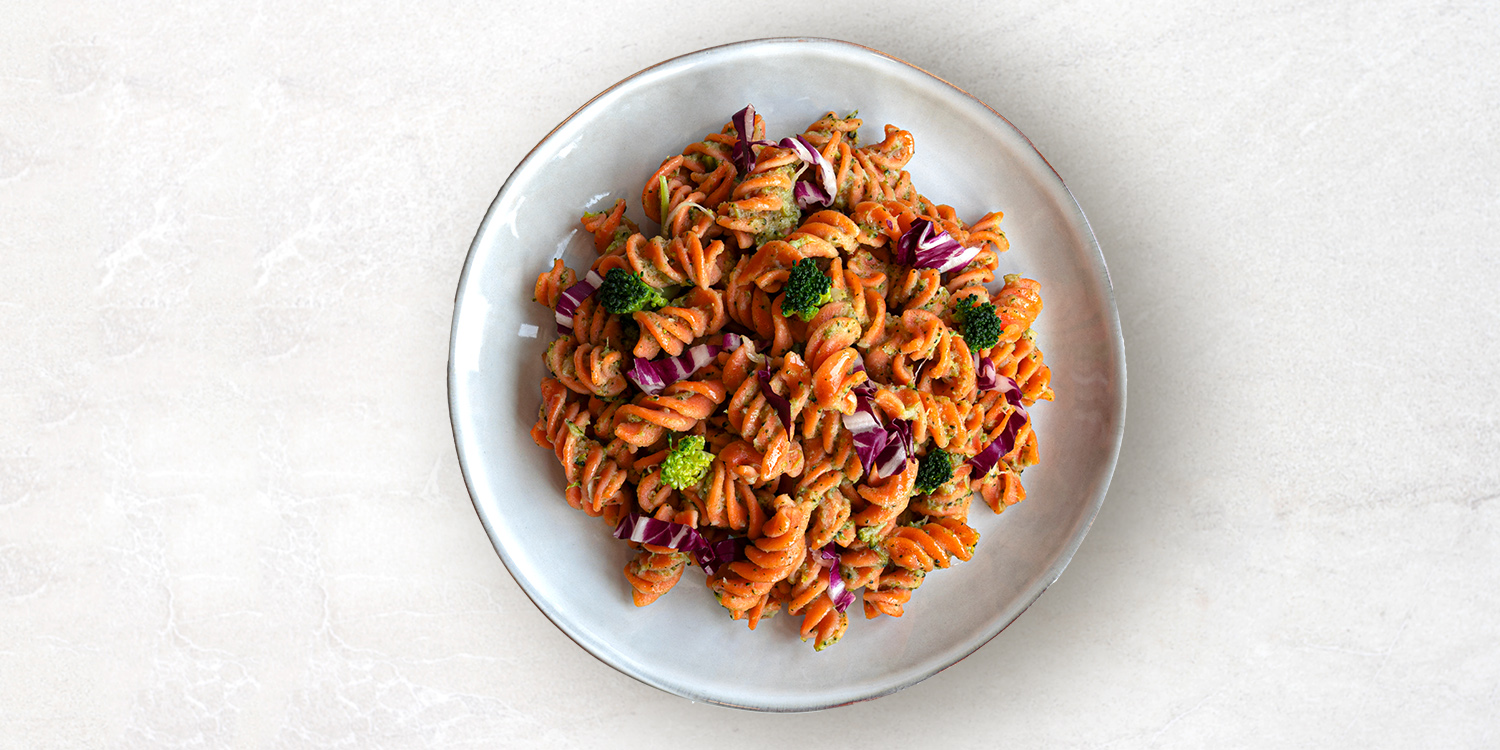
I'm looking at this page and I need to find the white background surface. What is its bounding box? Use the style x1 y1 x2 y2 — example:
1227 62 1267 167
2 1 1496 747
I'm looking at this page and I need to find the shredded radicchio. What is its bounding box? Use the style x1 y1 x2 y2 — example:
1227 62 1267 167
730 104 774 174
873 418 914 479
842 361 887 471
817 546 856 613
613 513 705 551
966 375 1030 476
615 513 745 577
626 333 743 396
895 218 982 273
974 352 998 392
554 269 604 334
694 536 744 577
793 180 834 210
756 365 793 431
777 135 837 208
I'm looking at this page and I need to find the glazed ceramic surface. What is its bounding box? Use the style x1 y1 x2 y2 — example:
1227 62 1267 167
448 38 1125 711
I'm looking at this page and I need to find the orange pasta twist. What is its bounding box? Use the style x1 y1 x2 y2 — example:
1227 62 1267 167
581 199 639 255
787 555 830 614
965 210 1009 253
798 591 850 651
838 547 887 592
634 459 675 513
889 268 950 315
863 567 925 619
588 397 626 442
566 296 627 350
850 199 909 248
689 439 769 536
630 307 705 360
796 432 860 550
785 209 863 255
707 493 813 627
533 259 576 310
909 462 976 520
918 331 977 402
623 504 697 606
882 518 980 572
977 467 1027 514
833 126 919 209
544 338 628 399
716 146 801 248
642 124 738 232
803 301 865 412
668 232 730 289
785 554 850 650
807 479 856 550
992 331 1055 405
724 353 811 482
613 379 728 449
530 377 630 520
993 274 1044 346
852 458 917 529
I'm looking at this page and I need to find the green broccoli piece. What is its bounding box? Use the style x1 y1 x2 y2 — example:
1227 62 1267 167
914 447 954 494
950 295 1003 351
660 435 713 490
781 258 834 321
598 268 668 315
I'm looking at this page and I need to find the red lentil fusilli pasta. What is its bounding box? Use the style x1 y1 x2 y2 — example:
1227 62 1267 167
530 107 1052 650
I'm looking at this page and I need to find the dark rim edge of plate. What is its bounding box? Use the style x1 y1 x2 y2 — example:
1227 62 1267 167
447 36 1127 713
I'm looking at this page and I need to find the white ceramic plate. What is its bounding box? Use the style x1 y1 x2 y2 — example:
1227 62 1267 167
449 38 1125 711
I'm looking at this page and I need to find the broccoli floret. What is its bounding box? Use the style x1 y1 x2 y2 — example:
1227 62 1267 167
950 295 1003 351
914 447 954 494
660 435 713 490
599 269 668 315
781 258 833 321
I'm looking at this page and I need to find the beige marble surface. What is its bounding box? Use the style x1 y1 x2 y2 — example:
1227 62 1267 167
3 1 1497 746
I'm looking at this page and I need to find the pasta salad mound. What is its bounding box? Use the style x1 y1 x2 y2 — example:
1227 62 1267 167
530 105 1053 651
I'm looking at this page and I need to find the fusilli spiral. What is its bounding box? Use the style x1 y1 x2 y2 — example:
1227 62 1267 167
528 106 1053 649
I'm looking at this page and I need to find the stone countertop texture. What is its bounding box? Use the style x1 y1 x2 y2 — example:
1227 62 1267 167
2 1 1497 747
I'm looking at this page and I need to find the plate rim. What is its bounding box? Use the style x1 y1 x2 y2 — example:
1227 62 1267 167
447 36 1127 712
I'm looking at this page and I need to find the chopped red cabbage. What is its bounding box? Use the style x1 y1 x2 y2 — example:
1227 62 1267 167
817 546 856 613
895 218 982 273
756 366 793 431
554 269 605 334
613 512 706 551
966 375 1030 476
778 135 837 207
626 333 743 395
974 352 998 392
842 365 888 471
872 418 913 479
694 537 744 577
730 104 774 174
793 180 834 210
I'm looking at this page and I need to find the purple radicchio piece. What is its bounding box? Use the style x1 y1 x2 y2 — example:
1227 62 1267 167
895 218 982 273
966 375 1030 476
625 333 743 396
613 513 706 552
730 104 774 174
817 546 856 613
756 365 793 432
553 269 605 334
